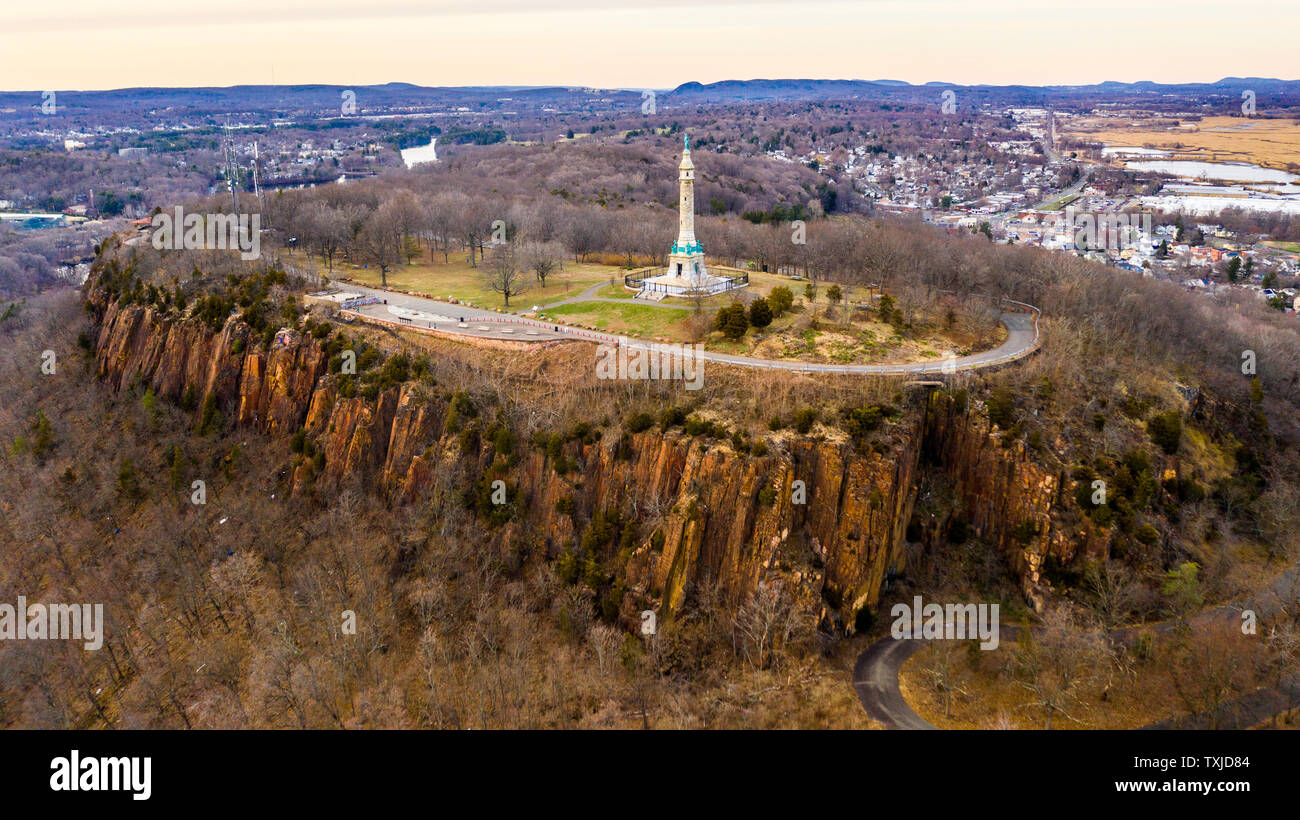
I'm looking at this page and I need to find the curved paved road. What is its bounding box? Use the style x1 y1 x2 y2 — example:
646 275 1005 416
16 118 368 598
333 280 1040 375
852 633 935 730
857 562 1300 730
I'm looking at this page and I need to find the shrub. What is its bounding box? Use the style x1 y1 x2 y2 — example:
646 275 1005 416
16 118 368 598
581 555 606 589
748 297 773 328
197 393 221 435
1135 523 1160 546
556 549 580 584
1091 504 1114 528
568 421 596 444
660 405 687 429
458 424 480 454
768 285 794 315
1120 395 1150 419
1075 480 1100 511
117 458 143 500
683 416 725 438
1147 410 1182 455
716 302 749 339
793 407 817 434
615 432 634 460
29 411 53 459
951 388 968 415
844 405 883 443
445 390 476 432
986 387 1016 429
730 430 748 453
543 432 564 460
626 412 654 433
600 582 626 622
357 347 381 371
877 294 895 322
490 425 516 456
1012 519 1037 544
650 530 666 552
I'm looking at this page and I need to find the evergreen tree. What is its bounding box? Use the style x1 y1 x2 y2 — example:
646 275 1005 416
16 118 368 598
723 303 749 339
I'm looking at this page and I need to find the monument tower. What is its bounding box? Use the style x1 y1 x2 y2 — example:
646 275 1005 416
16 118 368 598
666 133 708 286
636 135 738 297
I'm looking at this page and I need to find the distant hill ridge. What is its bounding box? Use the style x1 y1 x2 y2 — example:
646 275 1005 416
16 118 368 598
2 76 1297 117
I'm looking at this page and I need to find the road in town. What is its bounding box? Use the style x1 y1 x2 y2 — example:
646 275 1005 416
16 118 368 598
1031 166 1091 211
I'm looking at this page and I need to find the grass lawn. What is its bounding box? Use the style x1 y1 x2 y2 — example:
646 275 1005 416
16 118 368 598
582 283 636 301
1263 240 1300 253
298 249 626 312
539 300 695 339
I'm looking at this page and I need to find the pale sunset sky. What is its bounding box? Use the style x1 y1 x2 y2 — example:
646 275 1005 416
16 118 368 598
2 0 1295 91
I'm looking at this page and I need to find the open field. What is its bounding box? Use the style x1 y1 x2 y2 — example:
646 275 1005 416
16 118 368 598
294 249 625 311
537 299 695 337
1064 114 1300 171
1264 240 1300 253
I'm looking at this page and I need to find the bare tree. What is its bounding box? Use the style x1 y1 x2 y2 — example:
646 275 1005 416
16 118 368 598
732 581 799 671
586 622 622 679
425 193 458 263
356 208 402 287
518 240 565 289
482 242 528 308
1015 607 1109 729
1167 620 1264 729
562 208 610 263
921 638 970 719
1081 561 1142 632
304 203 348 274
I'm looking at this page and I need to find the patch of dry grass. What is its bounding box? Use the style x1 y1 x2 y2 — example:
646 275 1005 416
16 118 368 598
1065 114 1300 171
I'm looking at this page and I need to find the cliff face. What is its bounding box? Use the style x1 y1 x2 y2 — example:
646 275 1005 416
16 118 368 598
921 393 1105 608
88 289 1098 629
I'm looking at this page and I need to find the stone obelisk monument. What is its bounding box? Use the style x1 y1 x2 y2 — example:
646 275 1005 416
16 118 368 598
665 133 709 287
